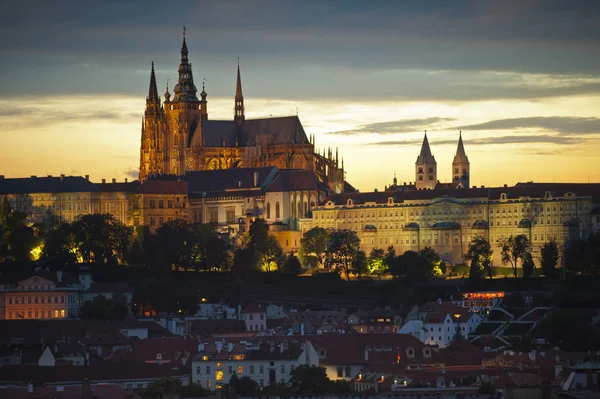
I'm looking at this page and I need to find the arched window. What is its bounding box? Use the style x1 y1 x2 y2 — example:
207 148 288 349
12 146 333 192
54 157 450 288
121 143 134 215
304 202 308 216
298 202 303 219
266 202 271 219
275 202 280 219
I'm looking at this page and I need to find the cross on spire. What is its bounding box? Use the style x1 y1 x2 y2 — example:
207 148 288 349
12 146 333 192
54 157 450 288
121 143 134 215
183 26 186 38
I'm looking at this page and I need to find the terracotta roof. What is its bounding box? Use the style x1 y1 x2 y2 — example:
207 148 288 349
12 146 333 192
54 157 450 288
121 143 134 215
96 181 140 193
188 319 247 336
0 176 99 194
0 384 137 399
321 182 600 206
0 363 189 385
110 337 197 366
242 302 265 314
185 167 276 197
244 342 304 361
137 179 187 194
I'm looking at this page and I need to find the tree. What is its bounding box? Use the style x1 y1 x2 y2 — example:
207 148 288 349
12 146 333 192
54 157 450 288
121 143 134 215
565 233 600 276
80 294 128 321
289 365 331 394
0 197 35 263
248 219 283 271
352 250 368 279
541 239 560 278
40 222 79 266
298 227 329 268
535 308 596 351
465 235 494 281
227 374 259 396
71 214 130 264
367 248 386 278
496 234 531 278
138 376 209 398
282 253 303 274
391 250 431 281
420 246 446 277
324 230 361 280
522 251 535 282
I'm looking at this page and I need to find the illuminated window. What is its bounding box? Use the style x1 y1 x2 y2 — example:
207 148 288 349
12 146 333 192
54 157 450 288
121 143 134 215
202 355 208 361
54 310 59 318
60 310 65 318
238 366 243 374
216 370 224 381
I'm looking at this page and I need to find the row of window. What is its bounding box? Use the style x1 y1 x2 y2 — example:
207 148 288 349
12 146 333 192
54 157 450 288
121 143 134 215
196 364 294 376
7 295 64 305
6 309 65 319
149 198 185 209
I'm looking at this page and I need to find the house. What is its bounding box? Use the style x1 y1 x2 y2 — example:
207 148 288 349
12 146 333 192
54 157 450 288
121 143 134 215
399 300 483 347
191 339 318 390
240 303 266 333
347 307 404 334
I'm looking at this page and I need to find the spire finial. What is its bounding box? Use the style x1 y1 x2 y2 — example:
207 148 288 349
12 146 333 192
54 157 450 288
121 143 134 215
203 78 205 91
183 26 186 39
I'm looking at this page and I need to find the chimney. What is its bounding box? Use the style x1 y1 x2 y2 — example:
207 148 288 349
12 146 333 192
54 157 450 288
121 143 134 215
112 178 116 183
156 353 163 365
228 343 234 353
85 175 89 180
31 175 37 178
280 343 284 353
124 178 128 183
198 343 205 352
437 298 442 304
0 175 4 180
60 174 65 181
364 348 369 361
101 178 106 184
56 270 63 283
504 184 508 188
253 172 259 187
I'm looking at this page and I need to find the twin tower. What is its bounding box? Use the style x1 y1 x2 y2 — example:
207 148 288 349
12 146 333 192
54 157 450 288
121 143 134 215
415 131 470 190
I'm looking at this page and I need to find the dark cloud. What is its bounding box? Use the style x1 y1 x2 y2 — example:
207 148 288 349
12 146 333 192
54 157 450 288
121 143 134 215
454 116 600 135
124 169 139 180
328 117 455 135
0 1 599 99
0 105 137 129
369 135 585 147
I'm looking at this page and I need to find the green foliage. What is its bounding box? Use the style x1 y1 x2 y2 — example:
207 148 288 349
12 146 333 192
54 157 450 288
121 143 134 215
248 219 283 271
40 222 78 266
352 250 368 278
535 308 597 351
289 365 352 394
496 234 531 278
324 230 361 280
388 250 435 282
465 235 494 282
282 253 303 274
227 374 259 396
80 294 129 321
367 248 386 277
260 382 293 396
71 213 130 264
541 239 560 278
565 233 600 275
298 227 329 268
0 197 36 263
420 246 446 277
138 377 209 397
522 251 535 282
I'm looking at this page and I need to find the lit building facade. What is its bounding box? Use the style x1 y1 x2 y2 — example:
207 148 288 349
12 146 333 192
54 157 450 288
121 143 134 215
300 136 600 265
138 30 344 193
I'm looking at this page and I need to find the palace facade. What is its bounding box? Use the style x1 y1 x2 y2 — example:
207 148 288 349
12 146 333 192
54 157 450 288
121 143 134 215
139 31 344 193
300 135 600 265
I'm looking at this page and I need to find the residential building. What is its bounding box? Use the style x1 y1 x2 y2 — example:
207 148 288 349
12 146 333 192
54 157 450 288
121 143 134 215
130 179 189 232
241 303 267 332
191 339 318 390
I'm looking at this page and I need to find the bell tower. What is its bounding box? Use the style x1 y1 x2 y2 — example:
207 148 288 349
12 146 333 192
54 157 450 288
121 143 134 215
234 59 245 127
415 131 437 190
452 131 470 188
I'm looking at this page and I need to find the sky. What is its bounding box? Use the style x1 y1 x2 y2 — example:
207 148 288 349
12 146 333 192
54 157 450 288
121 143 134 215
1 0 599 191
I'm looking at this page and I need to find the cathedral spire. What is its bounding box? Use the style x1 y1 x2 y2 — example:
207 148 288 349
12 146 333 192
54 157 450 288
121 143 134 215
416 130 435 164
147 62 159 104
454 131 468 162
172 27 199 103
234 58 245 127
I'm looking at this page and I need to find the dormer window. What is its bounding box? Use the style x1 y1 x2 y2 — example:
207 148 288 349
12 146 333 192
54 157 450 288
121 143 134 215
500 193 507 200
405 347 415 359
346 199 353 206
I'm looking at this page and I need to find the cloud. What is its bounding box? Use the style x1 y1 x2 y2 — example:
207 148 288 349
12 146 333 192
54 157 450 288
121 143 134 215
454 116 600 135
328 117 456 136
369 135 586 147
124 169 139 180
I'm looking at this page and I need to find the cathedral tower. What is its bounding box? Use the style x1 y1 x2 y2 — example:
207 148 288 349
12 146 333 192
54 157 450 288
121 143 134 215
162 28 202 177
415 131 437 190
139 62 165 181
234 61 245 127
452 131 470 188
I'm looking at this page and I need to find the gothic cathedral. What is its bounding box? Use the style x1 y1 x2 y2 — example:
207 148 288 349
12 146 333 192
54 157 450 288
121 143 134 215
139 30 345 193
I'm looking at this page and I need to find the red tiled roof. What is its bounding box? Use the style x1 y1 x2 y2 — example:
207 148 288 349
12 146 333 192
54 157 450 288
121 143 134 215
137 180 187 194
242 302 265 314
110 337 197 366
0 384 137 399
188 319 247 336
